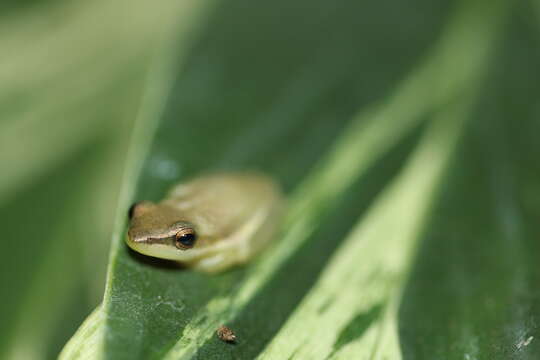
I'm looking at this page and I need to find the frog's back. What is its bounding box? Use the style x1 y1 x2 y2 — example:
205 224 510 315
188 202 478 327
163 172 282 241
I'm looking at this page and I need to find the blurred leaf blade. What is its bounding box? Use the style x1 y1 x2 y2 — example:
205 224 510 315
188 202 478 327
399 3 540 358
259 100 468 360
0 0 192 205
0 138 127 359
256 0 509 357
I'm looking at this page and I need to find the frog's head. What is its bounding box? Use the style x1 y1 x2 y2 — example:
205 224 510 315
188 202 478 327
126 201 199 260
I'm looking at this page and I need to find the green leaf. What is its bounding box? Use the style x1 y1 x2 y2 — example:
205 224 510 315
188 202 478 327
59 0 531 358
258 100 469 360
399 6 540 360
2 0 534 358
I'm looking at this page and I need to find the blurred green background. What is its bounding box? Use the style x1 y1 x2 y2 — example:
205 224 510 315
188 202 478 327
1 0 539 359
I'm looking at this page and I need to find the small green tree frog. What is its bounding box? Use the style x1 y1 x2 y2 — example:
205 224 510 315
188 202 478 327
126 172 283 273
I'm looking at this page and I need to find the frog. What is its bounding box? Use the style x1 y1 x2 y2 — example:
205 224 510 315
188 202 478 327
126 172 283 273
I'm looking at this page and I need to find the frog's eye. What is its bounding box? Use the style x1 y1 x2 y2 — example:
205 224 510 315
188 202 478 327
175 228 197 250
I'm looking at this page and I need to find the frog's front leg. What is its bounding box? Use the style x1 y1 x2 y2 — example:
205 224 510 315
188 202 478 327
190 232 255 273
192 253 228 273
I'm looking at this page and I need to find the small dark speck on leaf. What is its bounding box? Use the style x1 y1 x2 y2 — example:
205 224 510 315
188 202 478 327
217 325 237 343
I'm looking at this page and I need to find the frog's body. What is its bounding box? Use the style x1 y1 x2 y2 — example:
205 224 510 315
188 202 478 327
126 173 283 273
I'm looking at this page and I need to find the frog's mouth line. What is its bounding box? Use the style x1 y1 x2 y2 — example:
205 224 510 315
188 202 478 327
126 235 209 262
144 236 173 245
